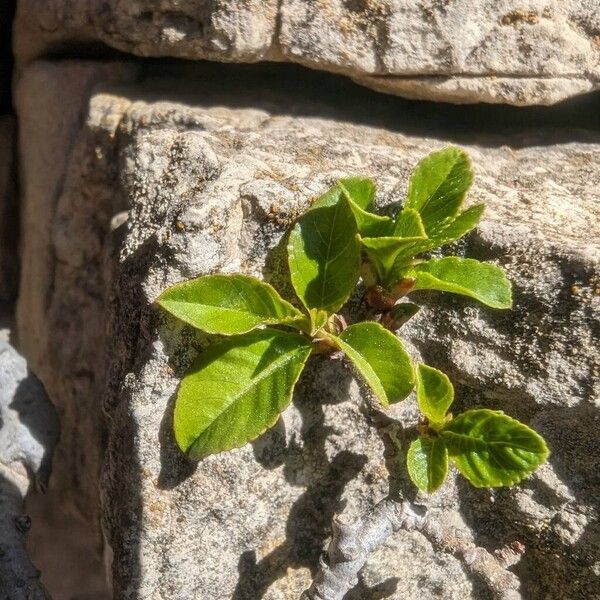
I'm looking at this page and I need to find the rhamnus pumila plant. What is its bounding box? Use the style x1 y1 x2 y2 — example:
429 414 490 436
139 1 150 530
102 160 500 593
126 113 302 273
157 147 548 495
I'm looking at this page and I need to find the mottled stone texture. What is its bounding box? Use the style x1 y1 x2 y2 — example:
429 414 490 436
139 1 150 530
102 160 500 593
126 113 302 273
15 61 599 599
14 0 600 106
15 61 140 532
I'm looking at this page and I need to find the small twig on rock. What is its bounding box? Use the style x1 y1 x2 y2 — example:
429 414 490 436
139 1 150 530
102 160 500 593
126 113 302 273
0 340 59 599
301 496 523 600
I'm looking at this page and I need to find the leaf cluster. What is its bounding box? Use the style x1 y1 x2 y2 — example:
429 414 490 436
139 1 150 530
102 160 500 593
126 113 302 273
157 147 548 493
408 365 548 492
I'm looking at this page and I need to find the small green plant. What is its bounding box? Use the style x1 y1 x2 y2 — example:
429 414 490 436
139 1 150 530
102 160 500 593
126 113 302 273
157 147 548 495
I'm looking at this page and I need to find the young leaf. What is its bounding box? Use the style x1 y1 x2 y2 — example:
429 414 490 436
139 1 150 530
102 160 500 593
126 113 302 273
157 274 307 335
339 177 393 236
416 364 454 425
349 204 394 237
174 328 312 459
393 208 427 238
404 147 473 233
332 322 414 407
430 203 485 242
361 236 426 274
288 190 361 314
410 257 512 309
407 437 449 493
338 177 377 210
442 409 549 488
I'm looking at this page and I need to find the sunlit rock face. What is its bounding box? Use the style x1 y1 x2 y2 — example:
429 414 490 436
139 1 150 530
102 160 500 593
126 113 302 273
14 0 600 106
15 60 599 599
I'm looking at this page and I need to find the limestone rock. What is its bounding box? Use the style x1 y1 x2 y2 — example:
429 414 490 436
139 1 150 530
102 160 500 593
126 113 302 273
0 117 17 299
14 0 600 106
15 60 599 599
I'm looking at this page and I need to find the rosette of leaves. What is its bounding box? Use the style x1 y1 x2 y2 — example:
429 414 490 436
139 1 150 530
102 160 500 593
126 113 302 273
157 186 414 460
407 364 549 492
338 147 512 325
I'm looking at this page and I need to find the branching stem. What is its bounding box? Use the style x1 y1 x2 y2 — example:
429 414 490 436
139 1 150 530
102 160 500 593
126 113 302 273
301 496 523 600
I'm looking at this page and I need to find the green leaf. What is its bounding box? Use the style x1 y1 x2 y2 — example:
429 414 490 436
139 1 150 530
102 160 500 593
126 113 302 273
361 236 426 274
410 257 512 309
442 409 549 488
339 177 393 237
333 322 414 407
407 437 449 493
416 364 454 425
338 177 376 210
349 204 394 237
405 147 473 234
388 204 485 281
157 274 307 335
430 203 485 242
174 328 312 459
393 208 427 238
288 190 361 314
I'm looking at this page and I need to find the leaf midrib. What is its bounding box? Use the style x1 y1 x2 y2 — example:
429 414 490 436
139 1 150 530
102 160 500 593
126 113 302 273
166 301 299 322
320 200 340 307
190 344 310 446
442 431 541 452
411 156 458 216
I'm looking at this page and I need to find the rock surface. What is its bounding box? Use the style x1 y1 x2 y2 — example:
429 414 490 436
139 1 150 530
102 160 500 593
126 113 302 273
15 60 600 599
0 117 17 299
13 0 600 106
15 60 140 530
0 339 59 600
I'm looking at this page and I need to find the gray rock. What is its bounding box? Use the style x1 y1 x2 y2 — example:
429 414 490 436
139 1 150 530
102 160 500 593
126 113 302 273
13 0 600 106
0 117 17 299
15 60 599 599
0 340 59 599
14 60 140 531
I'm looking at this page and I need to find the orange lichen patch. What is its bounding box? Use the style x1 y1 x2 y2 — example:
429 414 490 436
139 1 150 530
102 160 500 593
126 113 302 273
502 10 539 26
570 284 582 296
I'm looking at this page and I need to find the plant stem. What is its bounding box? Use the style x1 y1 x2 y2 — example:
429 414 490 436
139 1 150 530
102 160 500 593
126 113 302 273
300 496 523 600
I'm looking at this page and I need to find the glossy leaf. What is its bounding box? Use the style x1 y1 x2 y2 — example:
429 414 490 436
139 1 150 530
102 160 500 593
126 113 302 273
407 437 449 493
349 204 394 237
334 322 414 407
393 208 426 238
361 236 426 274
339 178 392 236
338 177 377 210
288 190 361 314
430 203 485 242
416 364 454 425
388 205 485 281
405 147 473 234
442 409 549 488
157 274 306 335
175 329 312 459
411 257 512 309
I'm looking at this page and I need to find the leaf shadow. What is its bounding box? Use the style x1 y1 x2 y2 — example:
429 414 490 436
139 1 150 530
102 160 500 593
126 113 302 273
231 357 380 599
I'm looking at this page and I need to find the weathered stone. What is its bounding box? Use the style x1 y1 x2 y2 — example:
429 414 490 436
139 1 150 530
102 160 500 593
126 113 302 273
0 339 59 600
0 117 17 299
14 0 600 106
15 60 599 599
15 60 140 528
